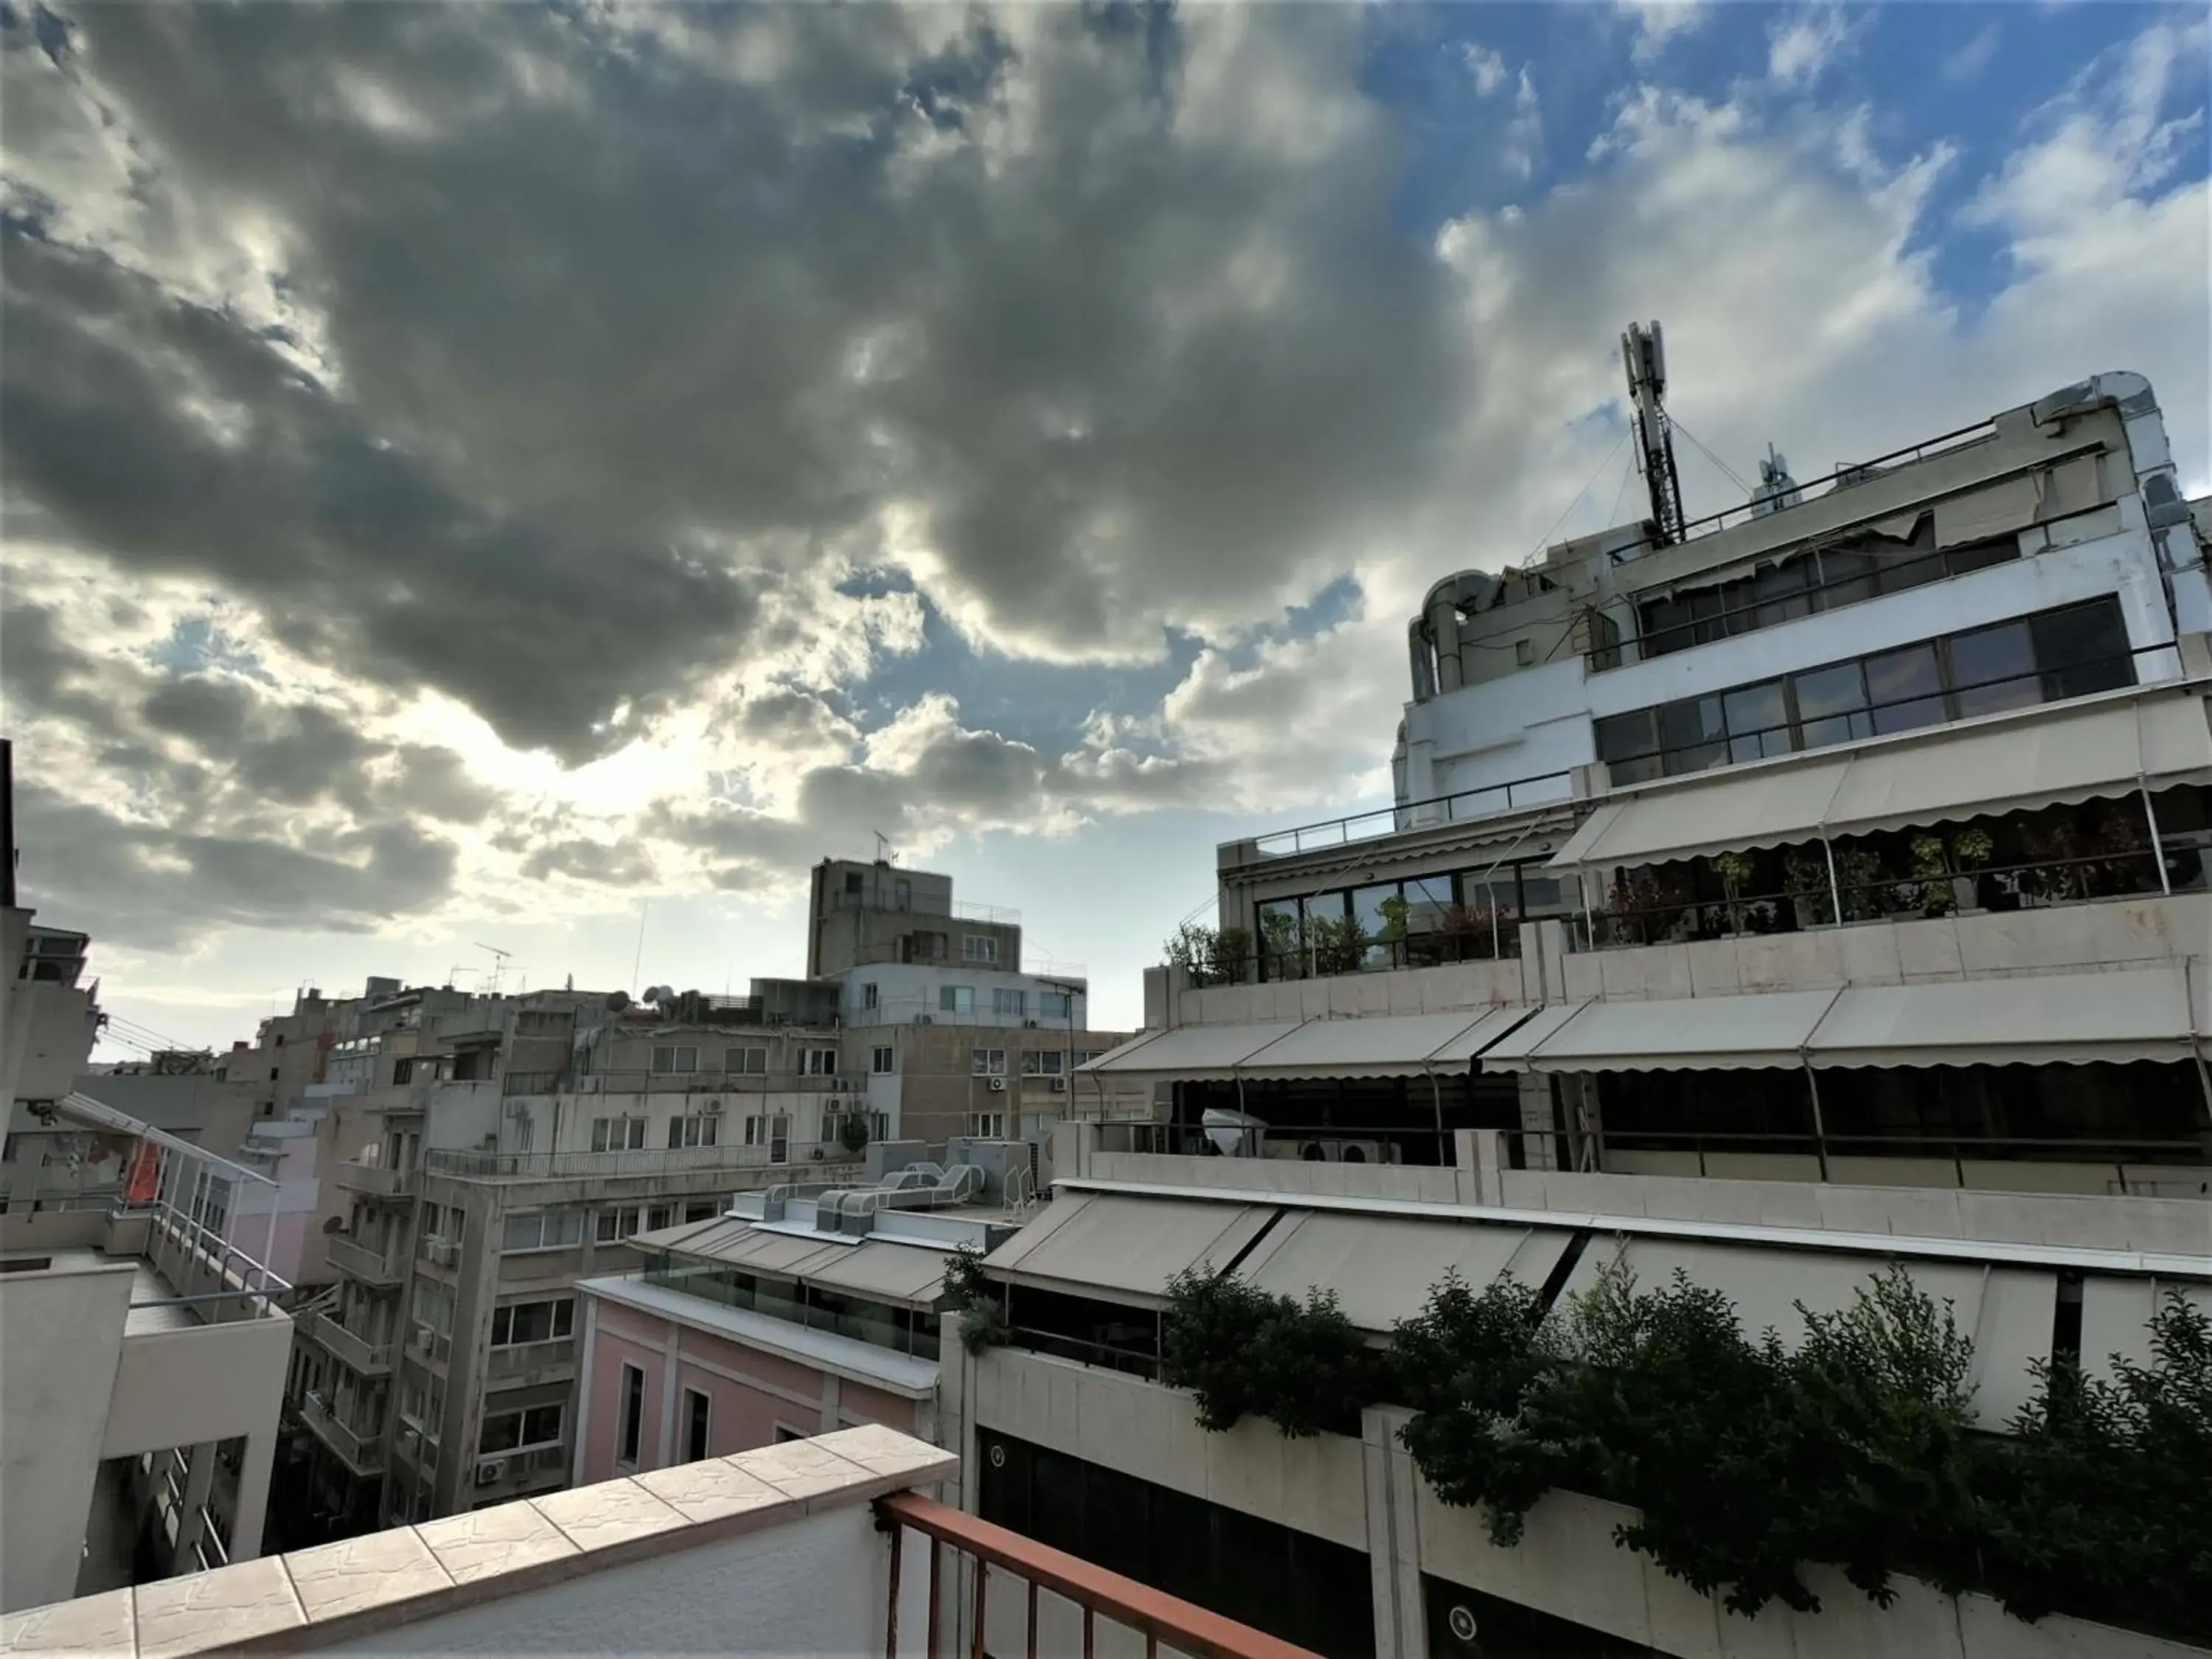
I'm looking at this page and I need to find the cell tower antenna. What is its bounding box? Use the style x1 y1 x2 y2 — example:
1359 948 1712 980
1622 320 1687 546
475 943 513 998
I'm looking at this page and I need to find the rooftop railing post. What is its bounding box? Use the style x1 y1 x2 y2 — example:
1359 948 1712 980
884 1519 902 1659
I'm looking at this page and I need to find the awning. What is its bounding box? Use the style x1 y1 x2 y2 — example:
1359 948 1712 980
1237 1214 1571 1331
1550 759 1853 868
983 1193 1275 1305
797 1240 949 1307
1557 1237 2052 1427
1551 691 2212 872
1806 966 2198 1068
1077 1022 1304 1083
2078 1275 2212 1385
1477 1004 1590 1070
1231 1007 1535 1082
1481 990 1843 1074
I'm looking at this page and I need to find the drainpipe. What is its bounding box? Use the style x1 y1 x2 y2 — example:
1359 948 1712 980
1799 986 1846 1184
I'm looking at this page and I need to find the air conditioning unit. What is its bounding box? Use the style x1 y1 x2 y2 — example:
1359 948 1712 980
988 1077 1006 1093
703 1099 724 1115
1049 1078 1068 1093
411 1323 434 1351
433 1241 460 1267
914 1014 933 1026
1023 1020 1039 1029
476 1459 507 1486
580 1077 603 1093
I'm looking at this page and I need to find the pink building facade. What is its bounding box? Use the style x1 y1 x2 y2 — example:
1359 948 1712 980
573 1274 941 1486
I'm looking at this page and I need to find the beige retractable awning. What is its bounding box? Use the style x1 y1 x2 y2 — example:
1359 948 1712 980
1558 1237 2053 1426
982 1193 1276 1306
1551 690 2212 873
1806 966 2199 1068
1077 1022 1304 1084
1549 759 1853 868
1476 1003 1590 1070
1229 1007 1535 1082
1237 1214 1572 1331
797 1241 949 1307
1480 990 1843 1074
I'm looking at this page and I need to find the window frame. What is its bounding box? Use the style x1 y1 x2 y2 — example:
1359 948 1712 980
871 1046 896 1074
683 1387 712 1463
962 933 1000 964
971 1047 1007 1077
649 1044 698 1075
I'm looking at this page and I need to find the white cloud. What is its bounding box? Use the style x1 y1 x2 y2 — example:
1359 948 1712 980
1624 0 1706 68
1944 23 2000 83
1768 7 1858 90
1459 41 1509 98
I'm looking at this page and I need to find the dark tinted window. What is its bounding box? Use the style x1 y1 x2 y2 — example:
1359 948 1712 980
2032 602 2133 700
1864 642 1944 734
1948 619 2039 717
1596 711 1660 783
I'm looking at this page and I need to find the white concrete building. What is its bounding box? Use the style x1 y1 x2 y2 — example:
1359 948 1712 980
951 357 2212 1658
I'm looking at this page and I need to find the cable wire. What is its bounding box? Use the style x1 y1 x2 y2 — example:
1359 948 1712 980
1671 418 1753 496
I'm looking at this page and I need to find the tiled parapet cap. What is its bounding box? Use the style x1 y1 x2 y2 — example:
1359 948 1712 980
0 1426 957 1659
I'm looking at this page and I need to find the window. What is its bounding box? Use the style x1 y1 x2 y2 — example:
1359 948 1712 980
595 1206 643 1243
482 1403 565 1458
617 1366 644 1467
684 1201 717 1223
684 1388 711 1463
1598 599 2135 787
1038 991 1073 1019
802 1047 840 1076
862 982 878 1011
844 870 864 894
871 1046 895 1074
994 987 1026 1017
392 1059 414 1085
591 1116 647 1152
1074 1051 1104 1066
490 1298 575 1347
667 1113 719 1149
940 985 975 1014
1021 1050 1065 1076
962 934 999 964
501 1211 584 1253
650 1045 698 1074
969 1112 1007 1138
743 1114 792 1161
893 877 911 909
726 1046 768 1075
971 1048 1006 1076
648 1204 672 1231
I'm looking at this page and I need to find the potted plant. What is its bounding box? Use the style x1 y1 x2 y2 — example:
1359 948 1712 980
1713 849 1757 936
1907 834 1953 918
1949 827 1993 913
1783 848 1835 928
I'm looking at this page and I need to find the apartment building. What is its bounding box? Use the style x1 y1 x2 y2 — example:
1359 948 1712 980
806 856 1139 1143
568 1164 1032 1483
942 358 2212 1657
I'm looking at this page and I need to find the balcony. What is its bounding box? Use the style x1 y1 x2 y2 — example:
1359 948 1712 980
299 1310 392 1376
328 1160 414 1199
0 1427 1321 1659
423 1143 781 1181
482 1340 575 1390
324 1234 405 1286
298 1391 383 1476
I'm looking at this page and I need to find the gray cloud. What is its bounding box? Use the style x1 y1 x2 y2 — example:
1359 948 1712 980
4 1 1472 764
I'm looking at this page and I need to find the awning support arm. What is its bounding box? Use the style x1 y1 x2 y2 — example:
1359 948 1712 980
1798 985 1846 1184
2141 775 2172 896
1819 827 1843 925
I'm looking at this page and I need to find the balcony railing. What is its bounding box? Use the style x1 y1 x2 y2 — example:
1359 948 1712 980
329 1161 415 1198
422 1143 783 1180
483 1340 576 1388
299 1393 383 1475
877 1490 1321 1659
324 1234 405 1284
1250 768 1576 860
302 1310 393 1376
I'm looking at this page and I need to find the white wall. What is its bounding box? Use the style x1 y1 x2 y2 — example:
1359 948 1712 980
313 1506 909 1658
0 1261 133 1612
837 962 1091 1031
1408 526 2174 810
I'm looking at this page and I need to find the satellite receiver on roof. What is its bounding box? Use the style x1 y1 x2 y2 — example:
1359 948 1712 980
605 990 631 1013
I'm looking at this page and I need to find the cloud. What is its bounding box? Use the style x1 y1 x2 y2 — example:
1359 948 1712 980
1944 24 2000 83
1459 42 1509 98
1767 7 1858 90
1623 0 1706 68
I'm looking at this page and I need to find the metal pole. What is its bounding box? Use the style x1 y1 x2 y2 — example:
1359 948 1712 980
1801 1062 1832 1183
263 1181 279 1296
2141 779 2173 895
1820 832 1843 925
1429 1070 1445 1165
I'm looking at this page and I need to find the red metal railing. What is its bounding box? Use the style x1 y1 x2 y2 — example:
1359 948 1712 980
874 1491 1323 1659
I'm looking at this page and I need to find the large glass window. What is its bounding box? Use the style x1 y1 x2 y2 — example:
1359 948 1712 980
1600 598 2135 787
1947 619 2039 717
1863 641 1944 735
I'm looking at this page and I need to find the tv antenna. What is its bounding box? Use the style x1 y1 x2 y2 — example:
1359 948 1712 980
873 830 892 863
475 943 515 997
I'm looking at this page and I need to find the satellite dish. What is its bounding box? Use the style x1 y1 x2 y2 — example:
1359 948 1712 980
321 1215 345 1236
644 984 675 1005
605 990 632 1012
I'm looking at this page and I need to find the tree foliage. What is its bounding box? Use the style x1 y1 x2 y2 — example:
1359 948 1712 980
939 1243 1009 1354
1163 1269 1380 1439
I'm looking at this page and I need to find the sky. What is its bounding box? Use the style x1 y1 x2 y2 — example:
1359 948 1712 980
1 0 2205 1057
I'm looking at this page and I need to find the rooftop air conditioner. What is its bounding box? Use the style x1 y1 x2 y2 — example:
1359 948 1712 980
988 1077 1006 1093
476 1459 506 1486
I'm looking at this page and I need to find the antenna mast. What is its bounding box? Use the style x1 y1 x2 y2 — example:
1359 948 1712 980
1622 320 1686 546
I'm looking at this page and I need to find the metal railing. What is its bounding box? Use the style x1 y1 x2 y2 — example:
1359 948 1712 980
1669 417 2000 544
324 1234 405 1284
423 1143 780 1180
329 1161 415 1198
1178 927 1525 990
1498 1127 2208 1190
877 1490 1322 1659
503 1069 860 1097
299 1393 384 1474
304 1311 393 1376
1251 768 1577 859
1571 842 2197 952
483 1340 577 1386
1007 1325 1162 1381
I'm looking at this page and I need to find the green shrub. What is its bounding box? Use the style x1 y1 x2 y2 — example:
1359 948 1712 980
940 1244 1009 1354
1164 1270 1383 1439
